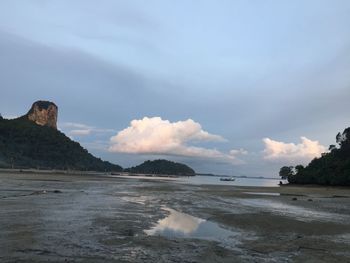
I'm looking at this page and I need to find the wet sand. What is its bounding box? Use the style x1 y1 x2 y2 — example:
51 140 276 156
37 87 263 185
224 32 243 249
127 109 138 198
0 172 349 262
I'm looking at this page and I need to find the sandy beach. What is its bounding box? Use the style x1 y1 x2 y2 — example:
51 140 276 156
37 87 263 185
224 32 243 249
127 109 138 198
1 172 349 262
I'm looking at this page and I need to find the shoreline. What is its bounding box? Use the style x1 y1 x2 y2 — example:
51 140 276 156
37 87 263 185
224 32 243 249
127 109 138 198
1 171 350 262
2 168 349 188
2 168 350 189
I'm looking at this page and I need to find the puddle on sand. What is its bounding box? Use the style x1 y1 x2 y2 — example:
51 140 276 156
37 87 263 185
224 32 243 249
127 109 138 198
144 207 239 247
238 198 350 223
243 192 280 196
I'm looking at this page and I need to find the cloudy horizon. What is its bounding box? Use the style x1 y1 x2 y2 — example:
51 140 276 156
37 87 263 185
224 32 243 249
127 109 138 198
1 1 349 176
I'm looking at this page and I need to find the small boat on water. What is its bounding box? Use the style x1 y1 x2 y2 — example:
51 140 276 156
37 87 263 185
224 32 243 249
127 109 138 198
220 177 235 182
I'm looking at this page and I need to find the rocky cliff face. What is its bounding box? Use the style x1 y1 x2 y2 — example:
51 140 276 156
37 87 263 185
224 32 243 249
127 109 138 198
26 101 58 129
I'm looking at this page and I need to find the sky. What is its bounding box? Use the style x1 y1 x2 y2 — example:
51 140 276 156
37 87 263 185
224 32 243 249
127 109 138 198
0 0 349 176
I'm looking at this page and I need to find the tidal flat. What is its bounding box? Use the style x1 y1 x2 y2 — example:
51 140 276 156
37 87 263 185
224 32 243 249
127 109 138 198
0 172 350 262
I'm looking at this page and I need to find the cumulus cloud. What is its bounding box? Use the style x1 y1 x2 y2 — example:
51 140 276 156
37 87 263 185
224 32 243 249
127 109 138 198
60 122 114 136
263 137 326 163
109 117 246 164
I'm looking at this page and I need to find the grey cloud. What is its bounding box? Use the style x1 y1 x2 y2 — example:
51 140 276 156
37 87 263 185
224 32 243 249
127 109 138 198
0 31 175 127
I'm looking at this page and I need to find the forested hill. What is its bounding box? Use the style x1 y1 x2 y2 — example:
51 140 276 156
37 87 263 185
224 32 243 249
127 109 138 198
280 127 350 186
0 116 122 172
125 159 196 176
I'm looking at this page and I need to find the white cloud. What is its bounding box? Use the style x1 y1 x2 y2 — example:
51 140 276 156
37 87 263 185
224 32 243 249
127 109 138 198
230 148 248 156
69 129 92 136
109 117 246 164
59 122 115 136
263 137 326 163
2 114 19 119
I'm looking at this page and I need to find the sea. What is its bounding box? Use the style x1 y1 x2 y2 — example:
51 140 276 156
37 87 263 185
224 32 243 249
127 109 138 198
112 174 286 187
179 175 286 187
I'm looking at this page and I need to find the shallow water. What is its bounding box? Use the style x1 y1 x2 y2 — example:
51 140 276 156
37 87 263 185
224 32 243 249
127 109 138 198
243 192 280 196
238 198 350 223
1 172 350 262
144 207 239 246
111 174 286 187
179 175 286 187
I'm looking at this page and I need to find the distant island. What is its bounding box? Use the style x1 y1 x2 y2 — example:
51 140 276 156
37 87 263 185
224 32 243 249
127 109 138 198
125 159 196 176
279 127 350 186
0 101 122 172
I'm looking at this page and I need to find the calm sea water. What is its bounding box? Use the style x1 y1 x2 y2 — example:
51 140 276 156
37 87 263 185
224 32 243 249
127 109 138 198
178 175 286 187
111 174 286 187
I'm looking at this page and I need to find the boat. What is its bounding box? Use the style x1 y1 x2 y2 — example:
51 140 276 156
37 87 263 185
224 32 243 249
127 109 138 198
220 177 235 181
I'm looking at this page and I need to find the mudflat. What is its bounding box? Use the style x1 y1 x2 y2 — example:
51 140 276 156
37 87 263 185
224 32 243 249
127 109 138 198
0 172 349 263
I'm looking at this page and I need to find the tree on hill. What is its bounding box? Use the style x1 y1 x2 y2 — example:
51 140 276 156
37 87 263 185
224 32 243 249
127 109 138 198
0 117 122 172
279 127 350 186
125 159 195 176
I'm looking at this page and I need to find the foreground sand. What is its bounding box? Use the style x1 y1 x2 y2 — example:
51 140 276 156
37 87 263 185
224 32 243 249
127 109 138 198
0 172 349 262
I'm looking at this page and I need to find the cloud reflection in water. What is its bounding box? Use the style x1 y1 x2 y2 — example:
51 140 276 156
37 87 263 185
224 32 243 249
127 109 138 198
145 207 237 244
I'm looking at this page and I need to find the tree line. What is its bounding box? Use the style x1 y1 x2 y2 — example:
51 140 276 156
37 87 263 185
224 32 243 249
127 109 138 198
279 127 350 186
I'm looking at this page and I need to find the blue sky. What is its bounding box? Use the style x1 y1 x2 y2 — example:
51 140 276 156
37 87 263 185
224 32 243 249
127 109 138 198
0 1 349 176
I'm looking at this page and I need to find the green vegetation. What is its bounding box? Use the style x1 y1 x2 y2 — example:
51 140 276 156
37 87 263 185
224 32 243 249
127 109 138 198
279 127 350 186
279 166 294 179
0 117 122 172
125 159 195 176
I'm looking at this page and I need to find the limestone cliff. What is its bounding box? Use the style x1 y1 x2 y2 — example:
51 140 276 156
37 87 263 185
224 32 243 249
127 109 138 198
26 101 58 129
